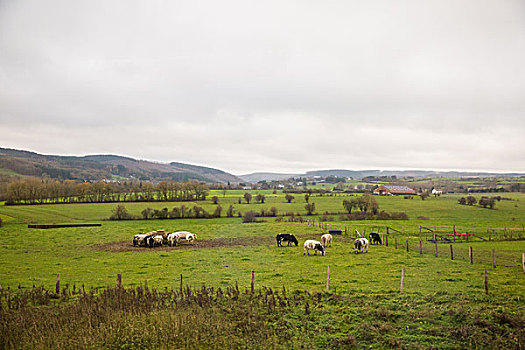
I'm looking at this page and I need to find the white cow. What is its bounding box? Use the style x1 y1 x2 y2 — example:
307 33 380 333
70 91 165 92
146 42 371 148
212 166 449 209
354 238 369 254
185 233 196 244
167 232 180 246
321 234 332 248
153 235 164 247
133 233 148 246
304 240 325 256
173 231 197 240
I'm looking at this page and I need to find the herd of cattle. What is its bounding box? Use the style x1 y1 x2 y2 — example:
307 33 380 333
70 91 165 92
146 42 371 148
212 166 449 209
132 230 197 248
277 231 383 256
133 229 383 254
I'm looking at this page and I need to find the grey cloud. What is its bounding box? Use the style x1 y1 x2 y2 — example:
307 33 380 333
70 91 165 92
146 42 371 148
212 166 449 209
1 0 524 173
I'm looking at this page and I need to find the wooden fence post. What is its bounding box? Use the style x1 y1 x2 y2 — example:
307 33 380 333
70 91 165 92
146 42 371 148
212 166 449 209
419 240 422 254
400 267 405 293
469 246 473 264
406 239 409 252
180 274 183 294
435 242 438 257
326 266 330 292
484 269 488 295
492 249 496 268
450 245 454 260
56 273 60 295
522 253 525 273
395 238 398 249
117 273 122 288
385 235 388 247
251 270 255 293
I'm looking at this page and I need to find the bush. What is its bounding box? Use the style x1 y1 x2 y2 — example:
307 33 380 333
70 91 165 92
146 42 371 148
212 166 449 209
109 205 133 220
242 211 258 223
458 197 466 205
305 203 315 215
339 211 409 221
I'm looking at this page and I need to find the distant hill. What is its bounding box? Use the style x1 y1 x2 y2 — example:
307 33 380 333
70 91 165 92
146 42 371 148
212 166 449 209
239 169 525 183
0 148 242 183
238 172 302 183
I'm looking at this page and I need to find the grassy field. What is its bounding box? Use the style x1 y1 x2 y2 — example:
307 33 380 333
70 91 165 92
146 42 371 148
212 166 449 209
0 192 524 348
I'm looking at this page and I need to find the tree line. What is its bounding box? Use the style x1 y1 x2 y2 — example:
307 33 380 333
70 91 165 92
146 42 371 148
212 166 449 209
4 178 209 205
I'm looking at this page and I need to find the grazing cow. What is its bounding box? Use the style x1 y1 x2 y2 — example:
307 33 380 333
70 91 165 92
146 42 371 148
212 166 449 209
304 240 325 256
185 233 196 243
133 233 148 247
276 234 299 247
321 233 332 248
173 231 197 240
167 232 180 247
369 232 382 245
153 235 164 247
145 236 156 248
354 238 369 254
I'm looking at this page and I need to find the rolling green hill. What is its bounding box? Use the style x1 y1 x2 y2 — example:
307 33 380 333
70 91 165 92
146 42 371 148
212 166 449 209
0 147 241 183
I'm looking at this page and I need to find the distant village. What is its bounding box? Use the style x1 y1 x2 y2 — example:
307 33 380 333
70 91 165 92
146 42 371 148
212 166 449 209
226 175 519 195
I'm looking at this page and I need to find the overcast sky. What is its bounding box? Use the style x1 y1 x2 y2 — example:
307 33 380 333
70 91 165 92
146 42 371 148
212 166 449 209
1 0 524 174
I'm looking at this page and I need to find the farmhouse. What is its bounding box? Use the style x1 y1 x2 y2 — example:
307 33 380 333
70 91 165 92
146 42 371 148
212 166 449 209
373 185 416 196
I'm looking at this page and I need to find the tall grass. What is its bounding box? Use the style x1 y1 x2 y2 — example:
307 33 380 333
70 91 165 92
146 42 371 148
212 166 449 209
1 283 523 349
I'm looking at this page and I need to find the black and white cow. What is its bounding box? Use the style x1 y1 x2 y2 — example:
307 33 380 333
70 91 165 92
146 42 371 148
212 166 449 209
304 240 325 256
354 238 369 254
369 232 382 245
276 234 299 247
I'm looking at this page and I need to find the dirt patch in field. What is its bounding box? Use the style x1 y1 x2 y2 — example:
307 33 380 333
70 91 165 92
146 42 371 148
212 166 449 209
94 233 353 253
94 236 276 253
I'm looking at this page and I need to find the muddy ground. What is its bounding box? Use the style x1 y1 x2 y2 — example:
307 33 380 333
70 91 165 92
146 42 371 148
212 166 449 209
94 233 352 253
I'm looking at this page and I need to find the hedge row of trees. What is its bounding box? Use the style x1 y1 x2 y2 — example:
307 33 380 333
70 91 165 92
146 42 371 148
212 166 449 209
109 204 300 221
5 178 209 205
458 196 500 209
342 194 379 214
110 203 231 220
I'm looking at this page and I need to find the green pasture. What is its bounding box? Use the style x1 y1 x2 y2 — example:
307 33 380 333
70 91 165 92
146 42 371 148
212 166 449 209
1 192 524 228
0 193 523 296
1 193 524 349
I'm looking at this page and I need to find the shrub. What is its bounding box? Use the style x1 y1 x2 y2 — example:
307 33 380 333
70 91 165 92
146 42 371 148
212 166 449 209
141 207 153 220
109 205 133 220
153 208 169 219
242 211 258 223
255 194 265 204
285 194 294 203
458 197 466 205
213 205 222 218
467 196 477 205
226 205 235 217
305 203 315 215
